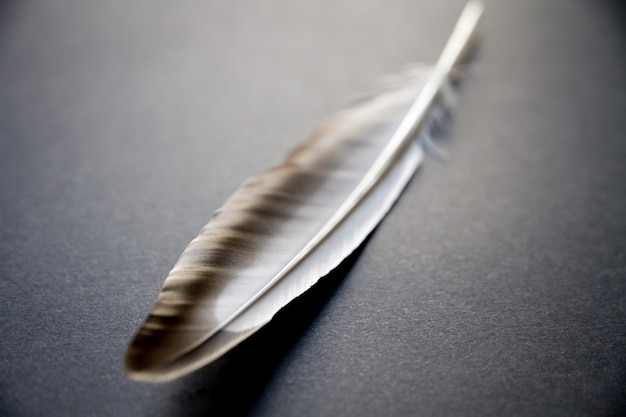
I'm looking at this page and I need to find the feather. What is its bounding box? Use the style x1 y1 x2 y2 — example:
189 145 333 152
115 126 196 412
125 1 484 382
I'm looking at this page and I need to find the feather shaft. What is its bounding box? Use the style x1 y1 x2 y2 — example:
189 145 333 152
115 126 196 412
224 0 483 334
125 1 484 382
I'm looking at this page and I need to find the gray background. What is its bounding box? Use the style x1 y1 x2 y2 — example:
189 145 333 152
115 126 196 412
1 0 625 416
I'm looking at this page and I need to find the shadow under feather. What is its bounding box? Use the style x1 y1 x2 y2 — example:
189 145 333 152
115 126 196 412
161 241 369 417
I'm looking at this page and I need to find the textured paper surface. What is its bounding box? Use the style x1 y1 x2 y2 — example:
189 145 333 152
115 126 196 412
0 0 625 415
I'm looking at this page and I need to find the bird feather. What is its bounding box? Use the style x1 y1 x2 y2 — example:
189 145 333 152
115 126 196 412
125 1 484 382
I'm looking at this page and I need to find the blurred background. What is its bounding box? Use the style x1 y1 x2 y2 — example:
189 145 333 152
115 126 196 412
1 1 624 416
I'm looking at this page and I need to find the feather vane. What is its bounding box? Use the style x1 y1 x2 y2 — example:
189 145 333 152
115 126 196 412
125 1 484 382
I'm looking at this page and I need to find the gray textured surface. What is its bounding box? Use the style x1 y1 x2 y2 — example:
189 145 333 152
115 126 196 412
1 0 625 416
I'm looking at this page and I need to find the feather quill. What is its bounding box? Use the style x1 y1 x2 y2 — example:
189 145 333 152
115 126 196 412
125 1 484 382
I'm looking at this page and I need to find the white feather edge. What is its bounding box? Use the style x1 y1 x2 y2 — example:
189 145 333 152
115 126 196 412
140 141 424 381
226 143 423 332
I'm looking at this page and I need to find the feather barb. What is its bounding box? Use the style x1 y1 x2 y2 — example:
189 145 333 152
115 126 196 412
125 1 484 382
